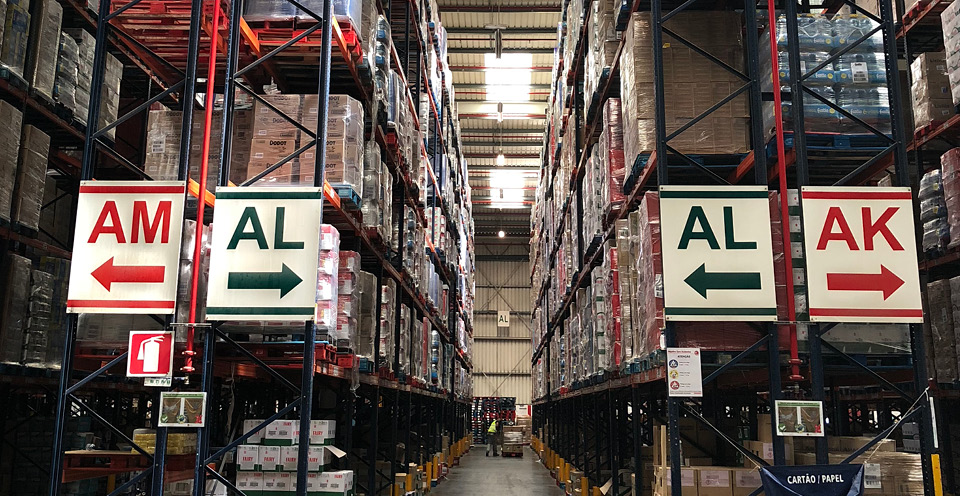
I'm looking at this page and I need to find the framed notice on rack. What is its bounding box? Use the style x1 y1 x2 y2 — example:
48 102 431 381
775 400 825 437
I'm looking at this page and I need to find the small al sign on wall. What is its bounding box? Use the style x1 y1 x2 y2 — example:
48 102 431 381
497 311 510 327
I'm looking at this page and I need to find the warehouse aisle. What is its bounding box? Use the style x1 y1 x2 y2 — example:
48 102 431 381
432 448 564 495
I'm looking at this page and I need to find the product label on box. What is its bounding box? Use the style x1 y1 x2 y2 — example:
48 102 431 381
700 470 731 487
864 464 881 489
735 470 762 488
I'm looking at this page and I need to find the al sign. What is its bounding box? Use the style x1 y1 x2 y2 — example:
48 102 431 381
67 181 186 313
659 186 777 321
801 187 922 323
206 188 323 320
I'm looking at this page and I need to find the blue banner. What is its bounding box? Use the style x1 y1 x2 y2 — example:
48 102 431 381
760 464 864 496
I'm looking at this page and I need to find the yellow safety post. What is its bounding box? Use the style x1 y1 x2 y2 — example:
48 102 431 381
933 454 944 496
581 475 589 495
592 486 602 496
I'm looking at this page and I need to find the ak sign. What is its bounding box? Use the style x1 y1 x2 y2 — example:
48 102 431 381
801 187 922 323
760 464 864 496
67 182 186 313
206 188 323 320
659 186 777 321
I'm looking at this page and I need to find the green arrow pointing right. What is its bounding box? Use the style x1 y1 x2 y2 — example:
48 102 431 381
227 263 303 298
684 263 762 298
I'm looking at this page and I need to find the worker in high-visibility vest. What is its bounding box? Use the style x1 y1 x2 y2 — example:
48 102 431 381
486 420 500 456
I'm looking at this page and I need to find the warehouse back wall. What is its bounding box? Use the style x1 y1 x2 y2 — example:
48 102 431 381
471 240 532 404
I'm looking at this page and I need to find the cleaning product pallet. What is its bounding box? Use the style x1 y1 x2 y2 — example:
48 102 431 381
329 183 361 211
357 356 374 373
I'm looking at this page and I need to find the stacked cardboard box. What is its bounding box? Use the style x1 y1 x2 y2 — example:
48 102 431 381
620 11 749 165
25 0 62 102
0 100 22 221
361 139 392 244
142 108 254 188
331 251 360 348
911 52 955 131
12 125 50 230
234 419 337 495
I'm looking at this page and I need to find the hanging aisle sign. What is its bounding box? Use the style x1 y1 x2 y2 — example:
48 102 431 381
206 188 323 321
800 187 922 323
760 464 864 496
67 181 186 314
659 186 778 321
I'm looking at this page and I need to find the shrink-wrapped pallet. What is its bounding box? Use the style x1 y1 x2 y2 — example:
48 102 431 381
927 279 958 382
54 32 78 112
0 254 30 363
1 0 28 78
12 125 50 230
25 0 61 101
911 52 955 130
0 101 21 221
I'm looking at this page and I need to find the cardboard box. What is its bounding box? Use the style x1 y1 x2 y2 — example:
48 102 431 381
696 467 733 496
653 466 696 496
732 469 761 496
236 472 264 495
238 445 260 471
259 445 281 472
310 420 336 446
243 419 266 444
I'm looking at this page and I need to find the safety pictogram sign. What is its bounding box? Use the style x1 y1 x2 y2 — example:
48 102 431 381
67 181 186 314
800 187 922 323
127 330 174 377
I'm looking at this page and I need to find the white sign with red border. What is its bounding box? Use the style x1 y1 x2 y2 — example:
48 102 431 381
67 181 186 314
127 330 175 377
800 187 922 323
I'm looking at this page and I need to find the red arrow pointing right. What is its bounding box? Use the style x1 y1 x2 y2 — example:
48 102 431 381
826 265 904 300
92 257 165 291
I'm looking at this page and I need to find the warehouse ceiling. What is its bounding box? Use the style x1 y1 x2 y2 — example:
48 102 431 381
439 0 559 239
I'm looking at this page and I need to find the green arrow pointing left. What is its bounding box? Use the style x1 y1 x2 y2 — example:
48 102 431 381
684 263 761 298
227 263 303 298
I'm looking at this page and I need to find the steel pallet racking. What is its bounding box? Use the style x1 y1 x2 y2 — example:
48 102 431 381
530 0 936 494
0 0 479 494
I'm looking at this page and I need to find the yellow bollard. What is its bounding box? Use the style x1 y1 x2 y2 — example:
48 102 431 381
592 487 602 496
581 476 589 495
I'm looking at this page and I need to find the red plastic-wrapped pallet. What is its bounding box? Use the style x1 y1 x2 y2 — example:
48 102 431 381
603 98 626 209
609 246 623 368
941 148 960 249
634 192 664 358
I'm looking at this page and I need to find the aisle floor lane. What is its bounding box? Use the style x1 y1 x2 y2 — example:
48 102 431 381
432 447 565 495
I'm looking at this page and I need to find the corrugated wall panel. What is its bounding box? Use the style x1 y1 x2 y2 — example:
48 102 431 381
474 340 530 373
474 374 532 404
471 243 533 402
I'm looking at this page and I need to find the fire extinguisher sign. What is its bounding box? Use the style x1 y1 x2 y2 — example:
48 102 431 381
127 331 174 377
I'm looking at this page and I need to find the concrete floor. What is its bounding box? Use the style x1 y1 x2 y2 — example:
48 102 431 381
432 446 565 496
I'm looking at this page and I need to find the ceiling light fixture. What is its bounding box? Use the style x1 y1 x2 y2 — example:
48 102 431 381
496 151 505 166
498 230 505 238
495 29 503 59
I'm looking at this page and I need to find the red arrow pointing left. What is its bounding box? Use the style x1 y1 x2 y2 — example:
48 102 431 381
826 265 904 300
92 257 165 291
